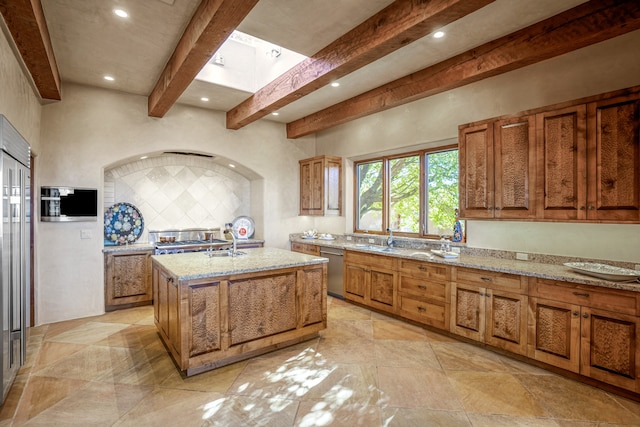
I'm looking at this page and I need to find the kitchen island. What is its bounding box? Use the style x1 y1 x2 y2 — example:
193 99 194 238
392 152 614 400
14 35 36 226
151 247 327 376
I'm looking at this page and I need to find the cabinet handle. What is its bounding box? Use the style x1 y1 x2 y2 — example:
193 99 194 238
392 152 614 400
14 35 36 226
495 206 501 210
588 205 595 210
481 277 492 282
418 266 428 271
579 206 585 210
486 293 491 298
573 292 590 297
479 291 485 296
573 311 579 317
418 285 427 290
583 313 589 319
418 306 426 312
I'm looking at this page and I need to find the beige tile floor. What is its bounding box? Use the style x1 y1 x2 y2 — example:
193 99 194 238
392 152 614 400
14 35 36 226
3 297 640 426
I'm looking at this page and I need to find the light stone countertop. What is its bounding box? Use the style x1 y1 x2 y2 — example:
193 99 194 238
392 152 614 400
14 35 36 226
151 247 327 281
102 243 154 253
291 237 640 293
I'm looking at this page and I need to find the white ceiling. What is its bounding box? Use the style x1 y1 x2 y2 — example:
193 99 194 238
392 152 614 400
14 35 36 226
40 0 588 125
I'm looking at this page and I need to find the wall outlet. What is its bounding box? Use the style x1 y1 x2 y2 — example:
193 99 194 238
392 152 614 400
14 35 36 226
368 238 375 244
80 230 92 240
346 236 352 241
451 247 461 253
515 252 529 261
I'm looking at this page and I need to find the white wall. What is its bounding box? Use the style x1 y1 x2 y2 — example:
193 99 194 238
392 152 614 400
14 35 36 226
36 83 315 324
314 30 640 263
0 18 42 151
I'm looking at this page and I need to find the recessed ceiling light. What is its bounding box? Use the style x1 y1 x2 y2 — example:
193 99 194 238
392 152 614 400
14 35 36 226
271 112 279 116
331 82 340 87
200 97 209 102
104 75 115 81
229 163 236 168
433 31 445 39
114 9 128 18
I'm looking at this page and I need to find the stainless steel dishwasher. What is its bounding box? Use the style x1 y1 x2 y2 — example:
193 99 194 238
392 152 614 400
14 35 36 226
319 247 344 298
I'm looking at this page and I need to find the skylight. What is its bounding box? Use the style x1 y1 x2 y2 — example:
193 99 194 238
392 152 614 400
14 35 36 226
195 31 307 93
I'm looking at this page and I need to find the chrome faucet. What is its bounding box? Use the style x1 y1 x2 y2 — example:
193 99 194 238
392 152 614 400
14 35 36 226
386 228 394 247
229 230 238 256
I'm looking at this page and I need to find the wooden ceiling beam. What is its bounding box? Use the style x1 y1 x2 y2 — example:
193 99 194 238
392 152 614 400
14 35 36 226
148 0 259 118
0 0 61 100
226 0 495 130
286 0 640 139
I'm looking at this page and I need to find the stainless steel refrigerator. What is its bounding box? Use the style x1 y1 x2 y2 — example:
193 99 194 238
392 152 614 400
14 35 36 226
0 115 30 405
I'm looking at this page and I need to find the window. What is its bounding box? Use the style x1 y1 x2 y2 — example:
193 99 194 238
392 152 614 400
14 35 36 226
354 146 462 240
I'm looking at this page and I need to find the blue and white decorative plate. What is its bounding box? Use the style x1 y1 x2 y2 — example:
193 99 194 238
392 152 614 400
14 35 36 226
104 202 144 245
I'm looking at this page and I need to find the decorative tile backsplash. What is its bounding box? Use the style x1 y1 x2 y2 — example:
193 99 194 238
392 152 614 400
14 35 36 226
104 155 250 242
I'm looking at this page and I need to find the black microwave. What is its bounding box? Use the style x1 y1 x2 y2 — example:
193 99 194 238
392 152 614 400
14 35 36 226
41 187 98 222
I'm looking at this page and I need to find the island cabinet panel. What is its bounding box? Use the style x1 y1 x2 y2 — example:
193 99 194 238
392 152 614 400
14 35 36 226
228 273 298 346
299 267 325 327
188 283 221 357
152 256 327 377
398 259 451 330
451 268 528 355
104 250 153 311
528 277 640 392
343 251 397 314
586 94 640 221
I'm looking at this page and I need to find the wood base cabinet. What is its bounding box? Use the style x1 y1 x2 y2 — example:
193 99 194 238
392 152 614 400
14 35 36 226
398 259 450 330
104 249 153 311
291 242 321 256
152 261 327 376
451 267 528 355
529 278 640 392
344 250 397 314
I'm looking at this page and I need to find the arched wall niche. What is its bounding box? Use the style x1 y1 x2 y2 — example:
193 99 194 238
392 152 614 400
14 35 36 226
103 151 263 241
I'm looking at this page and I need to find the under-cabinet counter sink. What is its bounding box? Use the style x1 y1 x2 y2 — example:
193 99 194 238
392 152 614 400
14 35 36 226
354 244 398 253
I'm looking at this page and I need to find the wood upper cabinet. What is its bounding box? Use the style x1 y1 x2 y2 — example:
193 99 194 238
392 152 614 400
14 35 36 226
104 249 153 311
299 155 342 216
459 115 536 219
536 104 588 220
451 267 528 355
586 94 640 221
344 250 397 314
529 277 640 392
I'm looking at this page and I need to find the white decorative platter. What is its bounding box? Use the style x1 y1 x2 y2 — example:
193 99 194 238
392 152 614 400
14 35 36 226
564 262 640 282
301 236 317 240
318 237 335 240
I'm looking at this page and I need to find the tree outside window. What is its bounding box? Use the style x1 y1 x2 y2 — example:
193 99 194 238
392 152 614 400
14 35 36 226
354 147 462 239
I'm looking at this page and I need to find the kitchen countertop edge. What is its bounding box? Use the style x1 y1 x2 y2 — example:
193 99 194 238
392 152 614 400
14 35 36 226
291 237 640 292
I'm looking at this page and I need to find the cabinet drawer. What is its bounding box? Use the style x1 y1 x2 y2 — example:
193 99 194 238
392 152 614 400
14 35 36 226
344 250 396 270
291 242 320 256
530 278 639 316
399 259 450 281
399 274 449 303
399 295 449 330
455 267 524 292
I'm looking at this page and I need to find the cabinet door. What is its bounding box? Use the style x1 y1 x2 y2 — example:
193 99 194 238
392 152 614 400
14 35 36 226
586 95 640 221
485 289 528 355
536 105 587 220
156 268 171 339
344 263 367 303
459 123 494 218
580 307 640 392
299 158 324 215
494 116 536 219
368 268 395 313
528 297 580 373
451 283 485 342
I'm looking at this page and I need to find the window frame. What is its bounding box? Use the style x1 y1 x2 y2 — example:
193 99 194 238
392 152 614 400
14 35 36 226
353 144 460 240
